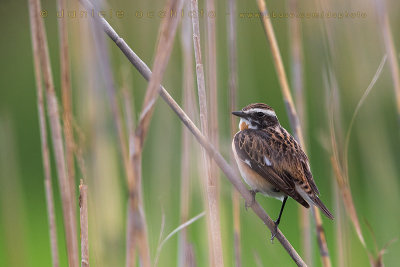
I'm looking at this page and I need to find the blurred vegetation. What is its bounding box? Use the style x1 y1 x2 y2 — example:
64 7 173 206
1 0 400 266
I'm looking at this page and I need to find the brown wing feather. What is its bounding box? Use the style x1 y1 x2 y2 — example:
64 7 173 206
234 129 309 208
268 127 321 196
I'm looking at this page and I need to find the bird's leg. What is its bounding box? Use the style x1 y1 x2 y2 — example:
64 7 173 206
270 196 288 242
245 189 258 211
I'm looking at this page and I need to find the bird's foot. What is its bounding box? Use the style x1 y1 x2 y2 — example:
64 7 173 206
270 221 279 243
245 189 257 211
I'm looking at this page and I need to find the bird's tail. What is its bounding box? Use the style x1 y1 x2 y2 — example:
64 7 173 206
312 196 334 220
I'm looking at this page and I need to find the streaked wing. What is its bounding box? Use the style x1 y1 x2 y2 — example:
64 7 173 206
272 127 320 196
298 150 320 195
234 129 310 207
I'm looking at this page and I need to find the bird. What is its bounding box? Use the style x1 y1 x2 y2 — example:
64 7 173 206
231 103 333 240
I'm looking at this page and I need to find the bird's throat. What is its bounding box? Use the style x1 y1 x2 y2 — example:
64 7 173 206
239 119 250 131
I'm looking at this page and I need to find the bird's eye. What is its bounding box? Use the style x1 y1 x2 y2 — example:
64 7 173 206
255 112 265 118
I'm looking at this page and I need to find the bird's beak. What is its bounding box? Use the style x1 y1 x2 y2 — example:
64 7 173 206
232 111 247 118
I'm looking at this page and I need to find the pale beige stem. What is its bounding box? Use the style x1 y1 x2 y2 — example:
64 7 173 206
178 3 195 266
79 180 89 267
227 0 241 265
191 0 224 266
205 0 221 226
288 0 311 264
57 0 77 223
28 4 59 265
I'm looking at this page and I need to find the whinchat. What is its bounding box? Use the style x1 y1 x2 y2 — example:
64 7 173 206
232 103 333 240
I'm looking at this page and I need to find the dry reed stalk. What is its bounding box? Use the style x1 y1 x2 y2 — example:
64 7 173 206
288 0 305 128
178 4 195 266
178 87 192 267
135 0 184 145
312 210 331 267
129 0 184 266
122 89 135 143
57 0 77 221
205 0 221 228
76 3 307 265
191 0 224 266
79 180 89 267
333 181 347 267
122 83 137 267
255 0 304 144
227 0 241 265
205 0 219 142
288 0 311 263
28 4 59 266
256 0 331 265
374 0 400 123
28 0 79 266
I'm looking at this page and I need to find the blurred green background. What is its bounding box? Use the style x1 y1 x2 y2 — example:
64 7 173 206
1 0 400 266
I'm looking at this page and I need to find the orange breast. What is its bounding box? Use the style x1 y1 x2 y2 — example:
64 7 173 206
240 121 249 131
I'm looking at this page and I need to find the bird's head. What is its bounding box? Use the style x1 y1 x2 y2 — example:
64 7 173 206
232 103 279 130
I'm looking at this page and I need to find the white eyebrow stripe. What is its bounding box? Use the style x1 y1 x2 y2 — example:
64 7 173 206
244 108 276 117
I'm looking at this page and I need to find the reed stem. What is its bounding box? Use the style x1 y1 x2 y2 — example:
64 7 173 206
79 180 89 267
227 0 241 265
191 0 224 265
28 3 59 265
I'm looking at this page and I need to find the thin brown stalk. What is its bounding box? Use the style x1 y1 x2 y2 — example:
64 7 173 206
178 4 195 266
121 68 135 141
333 181 347 267
312 210 331 267
57 0 76 222
288 0 305 128
256 0 330 265
76 2 307 265
127 1 185 266
288 0 311 264
227 0 241 265
205 0 219 144
28 0 79 266
205 0 221 230
28 4 59 266
79 180 89 267
374 0 400 124
120 66 137 267
255 0 304 145
178 115 191 267
255 0 303 144
191 0 224 266
135 0 184 144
